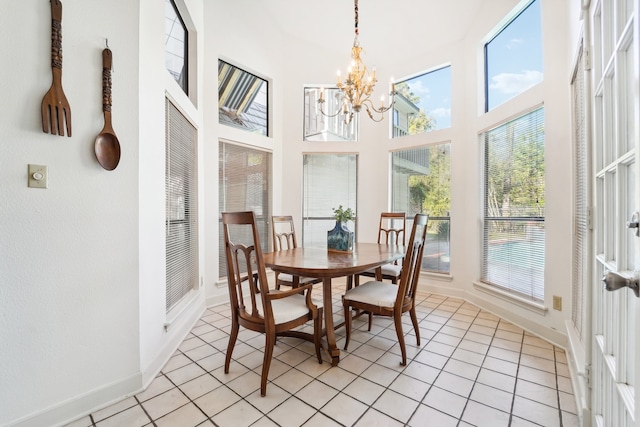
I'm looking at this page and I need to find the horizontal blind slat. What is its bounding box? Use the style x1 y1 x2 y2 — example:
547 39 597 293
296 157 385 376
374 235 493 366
165 98 199 312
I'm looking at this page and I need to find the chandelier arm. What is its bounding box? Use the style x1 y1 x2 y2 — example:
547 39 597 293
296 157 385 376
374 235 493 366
318 101 344 118
362 98 396 115
364 105 385 122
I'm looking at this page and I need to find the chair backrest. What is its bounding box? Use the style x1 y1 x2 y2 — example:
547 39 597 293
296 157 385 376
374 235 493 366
378 212 406 246
222 211 271 324
396 213 429 304
272 215 298 251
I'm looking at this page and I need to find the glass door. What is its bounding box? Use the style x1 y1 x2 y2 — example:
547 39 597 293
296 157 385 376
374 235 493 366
590 0 639 425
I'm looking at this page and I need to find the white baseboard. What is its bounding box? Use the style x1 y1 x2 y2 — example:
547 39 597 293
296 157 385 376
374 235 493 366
421 279 567 348
8 297 207 427
7 373 142 427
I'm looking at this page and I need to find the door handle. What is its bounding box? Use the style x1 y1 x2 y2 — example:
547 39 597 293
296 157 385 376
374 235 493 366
627 212 640 236
602 271 640 297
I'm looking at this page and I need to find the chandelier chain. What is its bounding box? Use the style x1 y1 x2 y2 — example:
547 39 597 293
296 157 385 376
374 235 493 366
354 0 359 36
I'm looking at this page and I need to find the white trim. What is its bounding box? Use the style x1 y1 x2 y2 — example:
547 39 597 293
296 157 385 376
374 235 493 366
164 288 200 331
565 320 588 427
8 374 141 427
473 280 547 315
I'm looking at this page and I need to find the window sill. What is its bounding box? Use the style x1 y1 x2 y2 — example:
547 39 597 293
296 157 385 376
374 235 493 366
164 289 200 331
421 271 453 282
473 281 547 316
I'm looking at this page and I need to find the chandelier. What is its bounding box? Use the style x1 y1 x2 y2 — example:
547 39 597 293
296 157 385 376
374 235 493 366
317 0 396 124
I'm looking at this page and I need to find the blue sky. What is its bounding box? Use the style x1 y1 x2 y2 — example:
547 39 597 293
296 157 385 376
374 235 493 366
401 66 452 130
399 0 542 129
486 0 543 110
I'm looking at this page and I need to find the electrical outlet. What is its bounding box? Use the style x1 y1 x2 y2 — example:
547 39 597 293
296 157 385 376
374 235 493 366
553 295 562 311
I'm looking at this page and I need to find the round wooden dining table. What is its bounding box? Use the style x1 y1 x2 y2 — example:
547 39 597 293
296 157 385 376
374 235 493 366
262 243 404 366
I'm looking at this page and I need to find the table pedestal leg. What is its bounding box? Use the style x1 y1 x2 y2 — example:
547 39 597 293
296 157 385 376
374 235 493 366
322 277 340 366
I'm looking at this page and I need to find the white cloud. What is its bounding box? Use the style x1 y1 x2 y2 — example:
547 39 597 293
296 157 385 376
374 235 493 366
489 70 543 94
408 80 430 98
507 38 524 50
430 107 451 118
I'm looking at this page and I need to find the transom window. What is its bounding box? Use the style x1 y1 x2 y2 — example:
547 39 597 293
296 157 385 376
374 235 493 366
303 87 358 141
218 60 269 137
485 0 543 111
164 0 188 94
392 66 451 138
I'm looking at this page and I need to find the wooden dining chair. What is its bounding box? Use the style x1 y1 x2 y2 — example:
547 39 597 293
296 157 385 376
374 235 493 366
352 212 406 288
272 215 322 289
222 211 323 396
342 213 428 366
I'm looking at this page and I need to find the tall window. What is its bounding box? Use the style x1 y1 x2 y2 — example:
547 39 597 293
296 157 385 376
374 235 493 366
165 99 198 312
392 66 451 138
485 0 543 111
481 107 545 300
303 154 357 247
164 0 188 94
392 144 451 273
303 87 358 141
218 60 269 136
218 142 272 277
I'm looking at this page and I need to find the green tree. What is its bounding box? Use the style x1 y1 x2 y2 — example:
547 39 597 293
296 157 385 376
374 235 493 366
394 82 436 134
407 144 451 217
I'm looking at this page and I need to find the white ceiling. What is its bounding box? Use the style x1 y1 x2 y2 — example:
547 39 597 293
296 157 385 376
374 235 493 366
256 0 493 63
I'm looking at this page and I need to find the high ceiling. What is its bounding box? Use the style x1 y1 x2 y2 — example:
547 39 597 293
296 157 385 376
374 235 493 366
256 0 494 63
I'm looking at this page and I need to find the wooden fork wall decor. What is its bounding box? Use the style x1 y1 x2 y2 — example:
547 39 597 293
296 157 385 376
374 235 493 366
41 0 72 137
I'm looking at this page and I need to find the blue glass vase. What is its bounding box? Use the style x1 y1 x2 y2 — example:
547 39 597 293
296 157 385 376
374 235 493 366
327 221 354 252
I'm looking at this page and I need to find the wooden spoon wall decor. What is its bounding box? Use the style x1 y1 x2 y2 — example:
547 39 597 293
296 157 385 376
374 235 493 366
94 46 121 170
41 0 72 137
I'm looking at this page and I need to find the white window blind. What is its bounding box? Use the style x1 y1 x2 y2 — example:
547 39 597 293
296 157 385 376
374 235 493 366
218 142 271 278
302 154 357 247
481 107 545 300
571 46 587 337
165 99 198 312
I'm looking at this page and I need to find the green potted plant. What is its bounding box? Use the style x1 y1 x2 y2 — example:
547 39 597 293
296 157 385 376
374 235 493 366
332 205 355 223
327 205 355 252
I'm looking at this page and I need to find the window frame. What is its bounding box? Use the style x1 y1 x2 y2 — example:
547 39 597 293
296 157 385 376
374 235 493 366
302 153 358 247
391 65 452 138
483 0 543 112
303 87 358 142
218 59 270 137
165 98 199 313
165 0 189 95
218 141 272 278
391 143 451 274
480 106 545 302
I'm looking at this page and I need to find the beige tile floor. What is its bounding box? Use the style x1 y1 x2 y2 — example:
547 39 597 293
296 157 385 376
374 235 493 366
65 280 579 427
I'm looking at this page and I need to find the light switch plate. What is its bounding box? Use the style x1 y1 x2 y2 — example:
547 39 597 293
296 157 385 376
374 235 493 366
28 164 48 189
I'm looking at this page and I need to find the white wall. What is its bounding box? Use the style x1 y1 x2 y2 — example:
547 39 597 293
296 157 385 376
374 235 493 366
202 1 286 305
0 0 207 426
0 1 141 425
